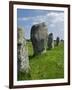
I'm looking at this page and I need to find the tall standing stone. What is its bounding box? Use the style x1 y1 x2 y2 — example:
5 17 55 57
17 28 30 73
56 37 60 46
48 33 54 49
31 22 48 55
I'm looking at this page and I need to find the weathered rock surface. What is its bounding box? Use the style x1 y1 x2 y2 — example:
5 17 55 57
17 28 30 73
48 33 54 49
31 22 48 55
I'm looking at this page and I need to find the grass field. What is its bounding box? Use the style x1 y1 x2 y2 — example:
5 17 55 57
18 41 64 80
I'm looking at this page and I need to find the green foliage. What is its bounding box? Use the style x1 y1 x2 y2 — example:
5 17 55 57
18 41 64 80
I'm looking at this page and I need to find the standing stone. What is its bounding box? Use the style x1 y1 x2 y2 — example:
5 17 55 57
17 28 30 73
31 22 48 55
61 39 64 43
56 37 60 46
48 33 54 49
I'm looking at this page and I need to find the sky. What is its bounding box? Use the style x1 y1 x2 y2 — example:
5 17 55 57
17 9 64 40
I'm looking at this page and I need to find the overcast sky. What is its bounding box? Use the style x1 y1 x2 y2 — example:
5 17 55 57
17 9 64 40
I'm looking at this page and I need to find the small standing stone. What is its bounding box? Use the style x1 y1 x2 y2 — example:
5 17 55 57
56 37 60 46
17 28 30 73
48 33 54 49
61 39 64 43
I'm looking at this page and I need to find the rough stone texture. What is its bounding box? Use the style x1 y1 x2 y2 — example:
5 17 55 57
48 33 54 49
56 37 60 46
31 22 48 55
17 28 30 73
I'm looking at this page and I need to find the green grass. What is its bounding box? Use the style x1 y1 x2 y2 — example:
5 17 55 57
18 42 64 80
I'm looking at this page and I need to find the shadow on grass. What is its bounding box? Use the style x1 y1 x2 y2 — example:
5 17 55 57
29 54 35 60
29 53 42 60
17 71 32 81
47 48 52 50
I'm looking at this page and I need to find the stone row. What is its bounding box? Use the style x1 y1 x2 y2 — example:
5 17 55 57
17 22 60 73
